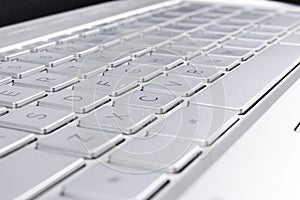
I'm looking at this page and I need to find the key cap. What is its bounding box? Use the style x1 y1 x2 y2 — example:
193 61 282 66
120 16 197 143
248 26 285 35
162 23 198 31
223 39 266 51
0 128 35 157
157 45 201 60
178 17 211 26
37 126 123 158
260 15 299 28
189 31 228 43
190 54 240 71
146 104 238 146
109 134 201 173
0 149 84 200
232 11 265 21
15 72 78 92
144 28 182 39
0 49 30 61
105 43 151 58
172 36 216 51
0 85 45 108
217 19 250 28
143 74 205 97
79 105 156 134
15 51 74 67
83 50 131 67
209 47 253 61
0 75 12 85
38 89 110 113
204 25 240 34
0 61 45 78
237 32 276 42
0 105 75 134
74 74 138 96
50 59 107 79
190 44 300 114
280 33 300 45
63 164 168 200
131 53 183 70
46 43 98 57
104 63 163 82
127 36 170 48
23 41 56 52
114 89 181 114
168 63 223 83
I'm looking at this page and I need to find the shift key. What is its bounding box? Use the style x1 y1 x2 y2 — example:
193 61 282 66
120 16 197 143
190 44 300 114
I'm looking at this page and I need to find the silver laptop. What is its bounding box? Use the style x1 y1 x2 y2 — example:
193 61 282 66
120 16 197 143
1 0 300 199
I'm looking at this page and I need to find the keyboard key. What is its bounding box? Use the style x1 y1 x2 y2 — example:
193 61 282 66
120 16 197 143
280 33 300 45
209 47 253 61
168 63 223 83
232 11 265 21
114 89 181 114
15 51 74 67
144 28 182 39
105 43 151 58
104 63 163 82
217 19 250 28
50 59 107 79
0 105 75 134
143 74 205 97
63 164 168 200
0 75 12 85
38 89 110 114
127 36 170 48
190 54 240 70
46 43 98 57
223 39 266 51
37 126 123 158
109 134 201 173
0 61 45 78
248 26 285 35
190 44 300 114
15 72 78 92
0 85 45 108
204 25 240 34
161 23 198 31
157 44 201 60
146 105 238 146
0 128 35 157
237 32 276 43
172 36 216 51
260 15 300 28
83 50 131 67
189 31 228 43
131 53 183 70
23 41 56 52
74 74 138 96
0 149 84 200
0 49 30 61
79 105 156 134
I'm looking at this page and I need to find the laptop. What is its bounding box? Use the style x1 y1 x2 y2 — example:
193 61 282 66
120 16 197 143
1 0 300 199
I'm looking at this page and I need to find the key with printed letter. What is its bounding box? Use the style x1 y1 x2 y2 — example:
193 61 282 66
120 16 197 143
0 149 84 200
114 89 181 114
74 74 138 96
0 85 45 108
79 105 156 134
0 105 75 134
63 164 168 200
0 128 36 157
142 74 205 97
50 59 107 79
15 51 74 67
37 126 123 158
0 61 45 78
38 89 110 113
15 72 78 92
104 63 163 82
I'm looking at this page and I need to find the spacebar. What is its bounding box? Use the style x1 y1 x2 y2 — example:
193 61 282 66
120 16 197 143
190 44 300 114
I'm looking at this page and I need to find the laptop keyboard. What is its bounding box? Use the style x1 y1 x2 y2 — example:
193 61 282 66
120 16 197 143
1 1 300 199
